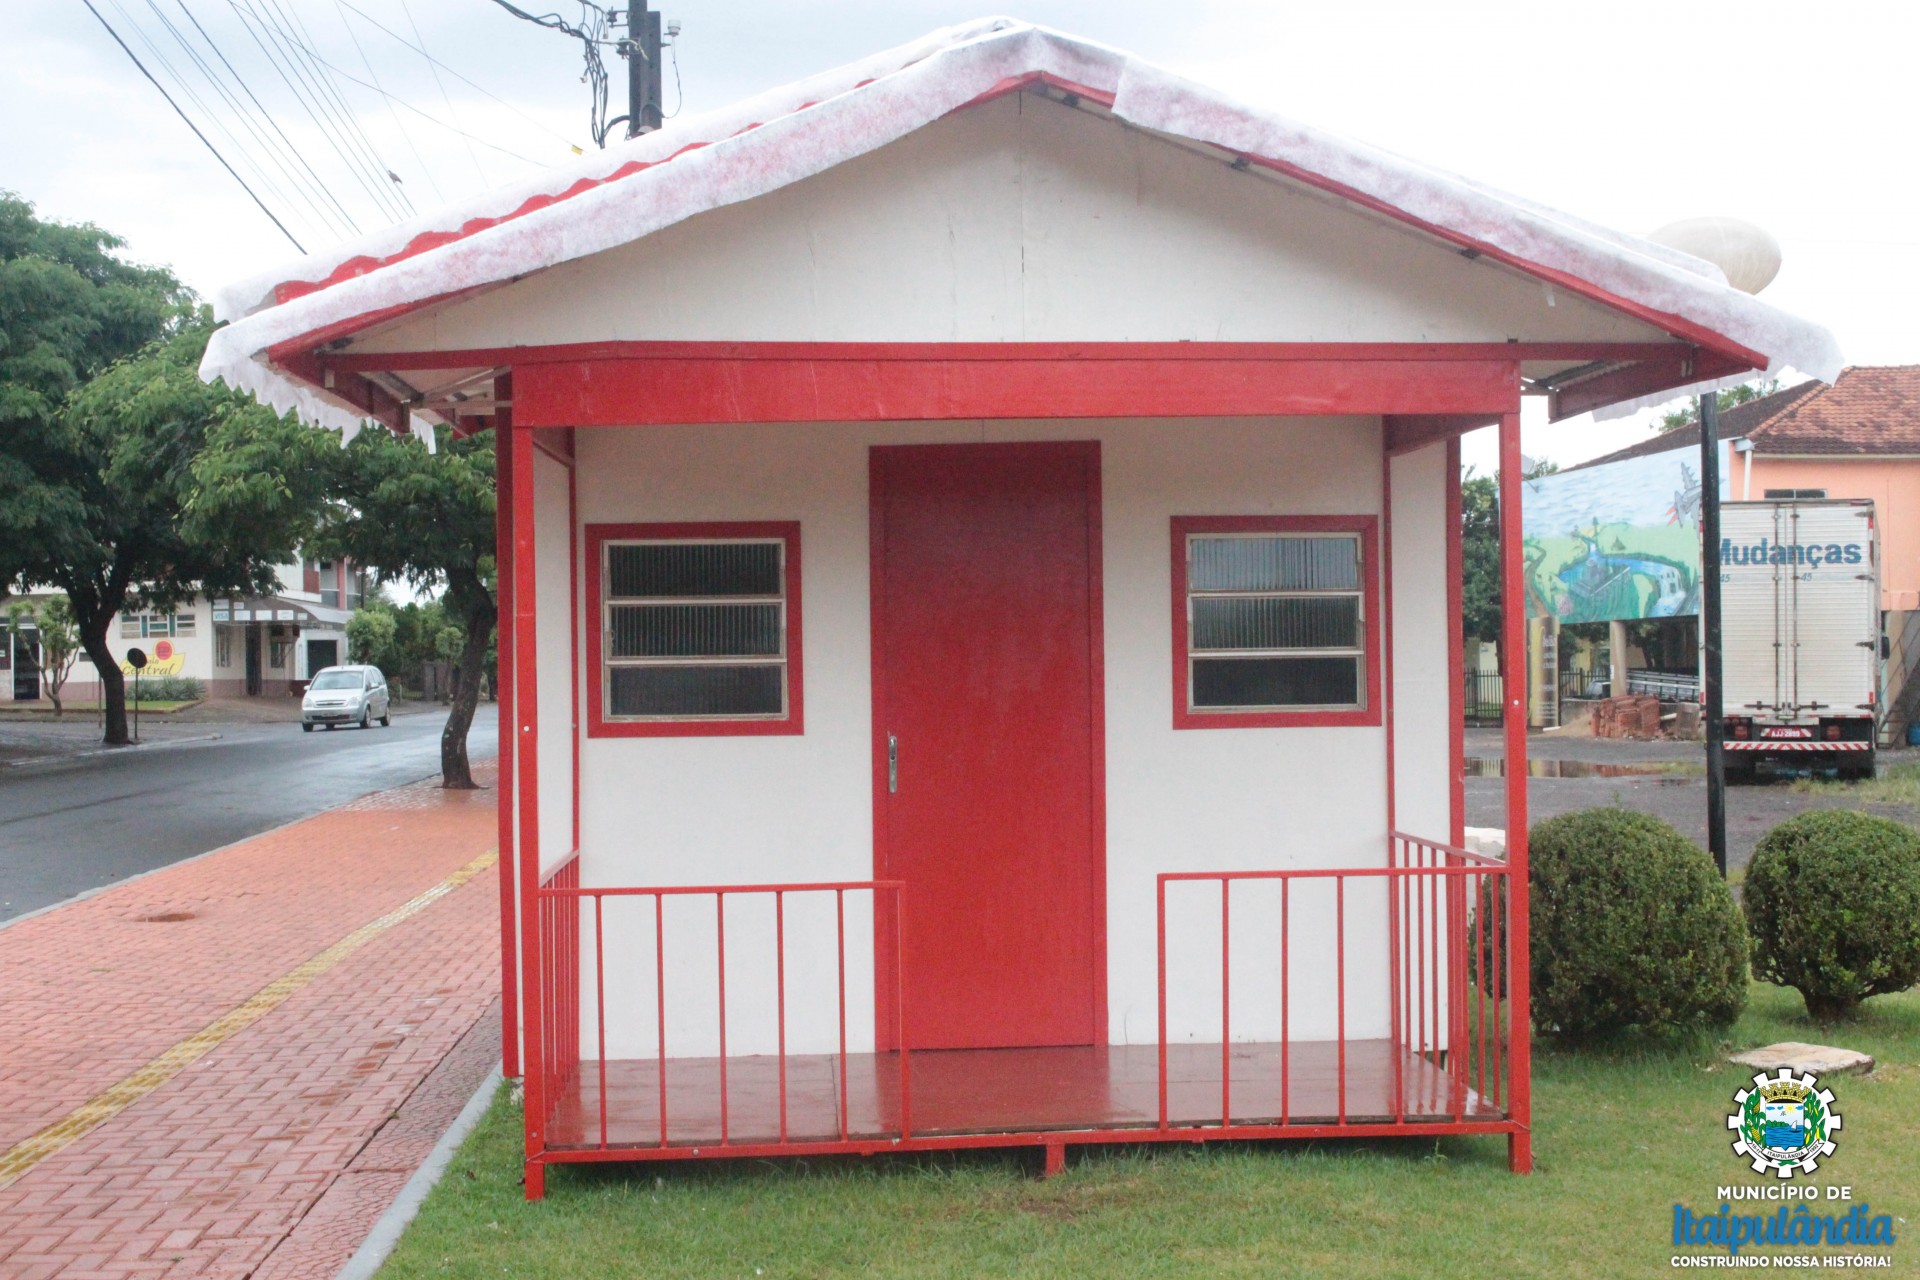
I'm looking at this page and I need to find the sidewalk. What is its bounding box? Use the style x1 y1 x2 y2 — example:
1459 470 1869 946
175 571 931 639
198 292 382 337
0 766 503 1279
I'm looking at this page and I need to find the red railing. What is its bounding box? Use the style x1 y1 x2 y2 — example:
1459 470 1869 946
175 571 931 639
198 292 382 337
533 876 908 1151
538 854 581 1127
1155 832 1513 1130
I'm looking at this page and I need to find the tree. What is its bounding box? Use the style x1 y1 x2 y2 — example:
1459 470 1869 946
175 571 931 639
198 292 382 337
312 426 496 788
4 595 81 714
1655 379 1780 434
0 194 189 594
7 319 330 745
346 601 399 668
1461 469 1501 645
0 197 327 745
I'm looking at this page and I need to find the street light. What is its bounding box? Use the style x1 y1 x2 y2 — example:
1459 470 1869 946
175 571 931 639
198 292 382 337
1648 217 1783 878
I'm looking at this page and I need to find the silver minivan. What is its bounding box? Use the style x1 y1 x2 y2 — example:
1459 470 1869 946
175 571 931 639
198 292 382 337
301 664 392 731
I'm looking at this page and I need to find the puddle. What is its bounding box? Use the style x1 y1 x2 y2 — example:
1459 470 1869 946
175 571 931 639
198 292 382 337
1464 757 1698 781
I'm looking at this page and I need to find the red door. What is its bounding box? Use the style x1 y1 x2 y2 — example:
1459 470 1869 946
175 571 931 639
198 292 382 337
871 442 1104 1050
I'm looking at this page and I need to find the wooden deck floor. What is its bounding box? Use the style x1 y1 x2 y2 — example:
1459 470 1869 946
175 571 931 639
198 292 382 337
547 1040 1499 1150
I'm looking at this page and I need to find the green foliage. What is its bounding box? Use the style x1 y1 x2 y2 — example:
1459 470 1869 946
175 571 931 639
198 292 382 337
1528 808 1749 1042
0 197 332 744
308 426 496 785
1654 379 1780 434
128 674 203 701
1460 470 1499 645
347 602 399 667
1744 810 1920 1022
5 594 81 711
0 194 192 591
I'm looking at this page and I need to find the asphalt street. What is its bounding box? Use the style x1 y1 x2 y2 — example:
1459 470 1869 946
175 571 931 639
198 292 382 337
0 705 498 921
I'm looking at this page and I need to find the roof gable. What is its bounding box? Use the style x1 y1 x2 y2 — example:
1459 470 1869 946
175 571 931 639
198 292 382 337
199 18 1841 437
347 94 1669 354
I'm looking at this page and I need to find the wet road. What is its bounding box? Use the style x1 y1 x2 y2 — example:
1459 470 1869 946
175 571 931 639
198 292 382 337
0 707 497 921
1462 729 1920 877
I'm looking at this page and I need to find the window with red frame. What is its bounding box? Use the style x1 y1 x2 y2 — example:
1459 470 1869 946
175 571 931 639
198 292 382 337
590 523 802 735
1171 516 1379 729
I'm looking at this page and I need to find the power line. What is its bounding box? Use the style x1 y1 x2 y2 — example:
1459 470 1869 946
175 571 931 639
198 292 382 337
248 0 413 220
485 0 614 146
80 0 305 251
268 0 416 217
103 0 319 242
399 0 485 186
267 29 548 167
146 0 356 240
174 0 362 235
331 0 445 204
225 0 410 222
331 0 581 150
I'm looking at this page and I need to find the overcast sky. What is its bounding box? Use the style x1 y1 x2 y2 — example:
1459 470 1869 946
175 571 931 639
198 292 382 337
8 1 1914 470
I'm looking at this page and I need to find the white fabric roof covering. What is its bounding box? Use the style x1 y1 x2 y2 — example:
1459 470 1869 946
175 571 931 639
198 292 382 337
199 17 1841 435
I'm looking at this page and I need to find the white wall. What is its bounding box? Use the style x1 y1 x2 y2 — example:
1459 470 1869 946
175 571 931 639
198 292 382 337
551 416 1454 1061
533 448 576 873
355 93 1665 355
1389 442 1453 845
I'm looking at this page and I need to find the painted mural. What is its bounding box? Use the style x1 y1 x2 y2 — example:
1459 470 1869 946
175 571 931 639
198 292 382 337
1520 441 1730 624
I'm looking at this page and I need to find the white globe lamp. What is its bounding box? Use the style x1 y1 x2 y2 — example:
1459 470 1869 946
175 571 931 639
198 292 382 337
1648 217 1783 295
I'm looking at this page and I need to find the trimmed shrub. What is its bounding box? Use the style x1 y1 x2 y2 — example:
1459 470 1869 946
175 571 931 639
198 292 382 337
1529 808 1748 1042
1744 810 1920 1022
129 674 202 701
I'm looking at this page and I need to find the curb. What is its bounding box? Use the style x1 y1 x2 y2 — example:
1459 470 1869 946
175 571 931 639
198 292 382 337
3 732 226 769
334 1066 505 1280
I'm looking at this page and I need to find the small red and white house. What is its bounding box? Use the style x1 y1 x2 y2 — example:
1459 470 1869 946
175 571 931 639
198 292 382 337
202 20 1838 1196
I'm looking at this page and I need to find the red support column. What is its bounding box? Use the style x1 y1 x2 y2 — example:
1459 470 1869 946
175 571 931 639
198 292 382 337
511 421 548 1199
1445 435 1465 847
494 395 519 1079
1497 411 1533 1174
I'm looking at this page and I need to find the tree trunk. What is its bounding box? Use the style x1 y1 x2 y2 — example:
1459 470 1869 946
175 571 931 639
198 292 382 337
439 601 493 789
79 616 129 746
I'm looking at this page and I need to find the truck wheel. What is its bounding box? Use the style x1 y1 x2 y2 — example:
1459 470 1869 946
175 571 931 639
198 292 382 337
1723 757 1757 785
1842 753 1876 782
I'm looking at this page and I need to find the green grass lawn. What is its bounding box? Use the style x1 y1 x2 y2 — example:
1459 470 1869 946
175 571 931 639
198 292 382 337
1796 762 1920 807
381 983 1917 1279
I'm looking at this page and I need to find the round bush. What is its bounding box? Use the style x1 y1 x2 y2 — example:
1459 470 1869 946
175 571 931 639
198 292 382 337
1744 810 1920 1022
1529 808 1748 1042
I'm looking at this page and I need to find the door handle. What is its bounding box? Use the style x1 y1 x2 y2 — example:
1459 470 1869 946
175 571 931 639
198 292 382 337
888 734 898 793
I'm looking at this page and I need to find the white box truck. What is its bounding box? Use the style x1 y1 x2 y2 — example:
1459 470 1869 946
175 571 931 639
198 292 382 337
1719 499 1880 779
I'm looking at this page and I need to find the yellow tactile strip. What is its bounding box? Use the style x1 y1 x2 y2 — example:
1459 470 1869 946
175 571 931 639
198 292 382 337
0 848 497 1190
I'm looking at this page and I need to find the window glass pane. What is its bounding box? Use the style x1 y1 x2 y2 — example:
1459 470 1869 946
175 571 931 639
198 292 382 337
609 542 781 598
610 664 783 717
1192 596 1359 651
610 603 781 657
1192 656 1360 708
1189 536 1357 592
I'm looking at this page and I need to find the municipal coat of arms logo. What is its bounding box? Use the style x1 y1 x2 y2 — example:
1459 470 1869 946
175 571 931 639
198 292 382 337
1728 1069 1841 1177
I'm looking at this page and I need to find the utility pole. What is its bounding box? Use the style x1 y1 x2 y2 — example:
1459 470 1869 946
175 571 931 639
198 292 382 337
623 3 664 137
1701 391 1728 877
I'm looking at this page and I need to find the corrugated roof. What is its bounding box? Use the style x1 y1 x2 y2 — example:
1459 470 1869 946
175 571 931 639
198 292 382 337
1751 365 1920 455
199 18 1842 438
1567 367 1920 470
1566 381 1822 470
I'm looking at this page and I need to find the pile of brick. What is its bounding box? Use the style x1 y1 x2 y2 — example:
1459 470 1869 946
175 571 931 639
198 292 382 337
1591 694 1664 739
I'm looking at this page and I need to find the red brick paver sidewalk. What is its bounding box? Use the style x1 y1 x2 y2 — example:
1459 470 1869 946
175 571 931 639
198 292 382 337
0 766 502 1280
